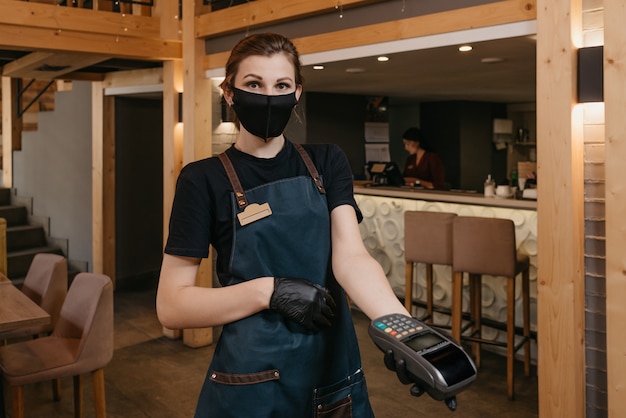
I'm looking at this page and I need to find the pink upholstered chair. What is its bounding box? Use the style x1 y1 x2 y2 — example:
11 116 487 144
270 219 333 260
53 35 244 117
404 211 456 324
0 273 114 418
0 253 68 342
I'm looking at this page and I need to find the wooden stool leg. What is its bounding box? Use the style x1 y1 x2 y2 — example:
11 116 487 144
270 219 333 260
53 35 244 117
92 369 107 418
451 271 463 343
523 270 531 377
469 273 482 368
11 385 24 418
74 375 84 418
507 276 516 400
52 378 62 401
425 263 434 323
405 262 414 315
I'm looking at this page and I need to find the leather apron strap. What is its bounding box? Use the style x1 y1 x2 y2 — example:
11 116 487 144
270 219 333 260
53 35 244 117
218 143 325 212
218 152 248 210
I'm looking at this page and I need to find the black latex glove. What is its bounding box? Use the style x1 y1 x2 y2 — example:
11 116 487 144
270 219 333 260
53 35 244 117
270 277 336 332
383 349 426 397
383 349 458 411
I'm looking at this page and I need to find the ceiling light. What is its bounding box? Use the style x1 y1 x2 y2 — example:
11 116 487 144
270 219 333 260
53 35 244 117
377 56 389 62
345 68 365 73
481 57 505 64
313 65 325 70
458 45 473 52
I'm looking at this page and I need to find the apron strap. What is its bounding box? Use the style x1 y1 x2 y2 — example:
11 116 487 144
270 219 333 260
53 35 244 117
218 143 327 212
218 152 249 210
293 143 326 194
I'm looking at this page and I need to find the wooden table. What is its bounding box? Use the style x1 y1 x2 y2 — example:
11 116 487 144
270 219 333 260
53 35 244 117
0 283 50 333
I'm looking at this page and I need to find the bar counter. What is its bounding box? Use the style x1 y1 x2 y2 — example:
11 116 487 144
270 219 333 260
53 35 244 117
353 183 537 355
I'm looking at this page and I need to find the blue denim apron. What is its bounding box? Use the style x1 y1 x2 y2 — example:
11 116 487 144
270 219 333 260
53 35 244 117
194 146 374 418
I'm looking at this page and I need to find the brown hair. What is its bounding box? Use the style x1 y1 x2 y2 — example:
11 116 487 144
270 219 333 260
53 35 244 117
220 33 304 93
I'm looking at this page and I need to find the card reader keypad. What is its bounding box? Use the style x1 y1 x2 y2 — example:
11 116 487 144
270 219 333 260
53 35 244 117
373 314 424 339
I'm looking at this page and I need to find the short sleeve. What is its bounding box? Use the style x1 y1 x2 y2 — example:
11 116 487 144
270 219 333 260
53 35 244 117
164 163 212 258
323 145 363 223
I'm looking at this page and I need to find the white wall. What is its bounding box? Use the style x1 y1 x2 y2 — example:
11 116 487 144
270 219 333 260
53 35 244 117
13 81 92 270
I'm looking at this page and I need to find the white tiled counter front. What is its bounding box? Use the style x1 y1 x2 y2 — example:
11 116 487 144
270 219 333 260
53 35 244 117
354 186 537 351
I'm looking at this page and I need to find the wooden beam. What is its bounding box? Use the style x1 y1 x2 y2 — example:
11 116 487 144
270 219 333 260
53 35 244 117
2 52 111 80
102 95 116 285
604 1 626 415
536 0 585 416
91 81 104 274
0 24 180 61
0 0 161 39
180 0 214 348
202 0 537 70
195 0 383 38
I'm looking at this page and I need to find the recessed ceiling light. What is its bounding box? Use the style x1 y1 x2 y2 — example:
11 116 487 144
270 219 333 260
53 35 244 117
345 68 365 73
481 57 505 64
377 56 389 62
459 45 473 52
312 65 325 70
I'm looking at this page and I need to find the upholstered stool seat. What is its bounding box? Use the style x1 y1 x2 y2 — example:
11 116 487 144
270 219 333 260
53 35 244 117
404 211 456 324
451 216 531 400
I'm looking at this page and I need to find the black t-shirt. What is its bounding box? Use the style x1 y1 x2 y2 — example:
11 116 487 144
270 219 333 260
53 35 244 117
164 140 362 277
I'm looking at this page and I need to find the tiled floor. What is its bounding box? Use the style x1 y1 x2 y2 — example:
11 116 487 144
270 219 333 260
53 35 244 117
4 277 538 417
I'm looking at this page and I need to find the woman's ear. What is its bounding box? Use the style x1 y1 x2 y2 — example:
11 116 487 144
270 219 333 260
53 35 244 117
223 88 234 106
295 84 303 101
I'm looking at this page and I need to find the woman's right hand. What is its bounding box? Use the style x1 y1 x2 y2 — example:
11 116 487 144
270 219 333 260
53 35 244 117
270 277 336 331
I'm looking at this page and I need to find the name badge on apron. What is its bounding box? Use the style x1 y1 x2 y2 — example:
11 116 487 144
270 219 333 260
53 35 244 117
237 202 272 226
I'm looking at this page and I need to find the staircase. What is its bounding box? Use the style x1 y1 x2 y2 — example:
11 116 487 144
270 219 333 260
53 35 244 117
0 187 64 286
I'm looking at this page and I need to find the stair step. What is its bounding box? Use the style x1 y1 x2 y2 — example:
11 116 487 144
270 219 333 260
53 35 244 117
0 205 28 227
7 245 64 279
0 188 11 206
7 224 47 251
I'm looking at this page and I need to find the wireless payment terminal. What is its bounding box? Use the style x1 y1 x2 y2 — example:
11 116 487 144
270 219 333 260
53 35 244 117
369 314 477 411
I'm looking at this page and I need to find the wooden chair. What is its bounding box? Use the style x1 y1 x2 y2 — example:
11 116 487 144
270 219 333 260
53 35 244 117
0 273 114 418
450 216 530 400
0 253 68 342
404 211 456 323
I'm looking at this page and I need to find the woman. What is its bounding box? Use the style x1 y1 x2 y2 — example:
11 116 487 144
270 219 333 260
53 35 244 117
156 33 410 417
401 127 446 189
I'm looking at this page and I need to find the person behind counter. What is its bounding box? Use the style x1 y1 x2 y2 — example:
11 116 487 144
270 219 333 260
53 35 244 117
401 127 446 189
156 32 411 417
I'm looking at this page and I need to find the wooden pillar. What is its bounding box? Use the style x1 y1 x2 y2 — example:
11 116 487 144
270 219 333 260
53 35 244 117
536 0 586 416
180 0 214 348
161 60 184 340
604 0 626 414
1 77 21 188
92 81 105 275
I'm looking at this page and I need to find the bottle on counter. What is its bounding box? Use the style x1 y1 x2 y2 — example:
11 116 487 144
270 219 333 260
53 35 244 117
511 168 519 188
484 174 495 197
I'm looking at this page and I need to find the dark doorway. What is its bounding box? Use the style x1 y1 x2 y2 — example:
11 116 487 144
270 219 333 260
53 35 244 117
114 97 163 283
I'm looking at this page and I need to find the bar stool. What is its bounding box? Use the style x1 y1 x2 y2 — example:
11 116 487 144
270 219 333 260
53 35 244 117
404 211 456 323
451 216 530 400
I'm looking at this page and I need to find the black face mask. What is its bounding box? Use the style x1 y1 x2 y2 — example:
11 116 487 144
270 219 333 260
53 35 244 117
231 87 298 141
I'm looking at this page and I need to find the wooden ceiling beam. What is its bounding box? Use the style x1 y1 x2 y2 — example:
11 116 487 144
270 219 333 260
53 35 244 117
0 0 163 39
2 51 111 79
195 0 383 39
0 24 181 60
202 0 537 71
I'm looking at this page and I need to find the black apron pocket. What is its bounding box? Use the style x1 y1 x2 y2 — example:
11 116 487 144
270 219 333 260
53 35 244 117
314 369 372 418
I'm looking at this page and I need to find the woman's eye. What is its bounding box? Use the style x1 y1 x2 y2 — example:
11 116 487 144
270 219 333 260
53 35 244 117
246 81 260 89
277 83 291 90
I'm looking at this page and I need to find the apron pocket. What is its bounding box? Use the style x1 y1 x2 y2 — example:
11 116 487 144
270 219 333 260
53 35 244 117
314 369 368 418
210 369 280 385
315 395 352 418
